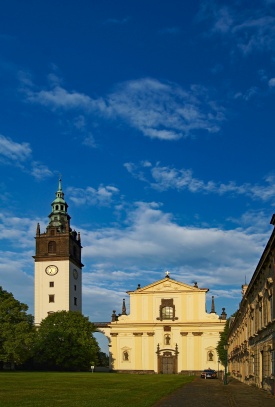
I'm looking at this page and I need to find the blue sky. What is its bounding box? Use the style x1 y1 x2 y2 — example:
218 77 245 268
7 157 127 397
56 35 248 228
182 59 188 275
1 0 275 352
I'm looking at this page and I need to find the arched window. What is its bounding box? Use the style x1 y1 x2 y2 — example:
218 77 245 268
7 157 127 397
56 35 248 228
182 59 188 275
48 241 56 253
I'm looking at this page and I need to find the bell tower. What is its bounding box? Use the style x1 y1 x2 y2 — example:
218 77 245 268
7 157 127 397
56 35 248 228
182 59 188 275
34 179 83 325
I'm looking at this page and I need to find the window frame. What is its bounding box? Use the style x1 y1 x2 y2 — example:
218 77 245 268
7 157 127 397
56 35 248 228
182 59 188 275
158 299 177 321
49 294 55 303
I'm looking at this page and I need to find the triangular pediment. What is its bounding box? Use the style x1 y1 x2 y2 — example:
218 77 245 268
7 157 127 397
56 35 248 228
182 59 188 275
127 277 208 294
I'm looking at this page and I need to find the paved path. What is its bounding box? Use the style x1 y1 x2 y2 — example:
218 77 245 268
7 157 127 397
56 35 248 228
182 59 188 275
154 377 275 407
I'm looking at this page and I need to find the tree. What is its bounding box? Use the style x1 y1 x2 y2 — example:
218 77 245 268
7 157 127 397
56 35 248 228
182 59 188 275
33 311 99 371
0 286 35 368
216 319 229 367
216 313 236 367
97 351 109 367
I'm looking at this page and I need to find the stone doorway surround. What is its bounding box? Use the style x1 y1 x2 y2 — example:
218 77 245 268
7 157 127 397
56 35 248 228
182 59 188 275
157 344 179 374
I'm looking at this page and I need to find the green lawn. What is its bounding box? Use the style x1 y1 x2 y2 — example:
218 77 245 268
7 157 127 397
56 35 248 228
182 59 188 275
0 372 194 407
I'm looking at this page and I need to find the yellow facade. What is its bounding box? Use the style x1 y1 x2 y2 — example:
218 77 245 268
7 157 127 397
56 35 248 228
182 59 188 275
228 215 275 395
101 276 226 373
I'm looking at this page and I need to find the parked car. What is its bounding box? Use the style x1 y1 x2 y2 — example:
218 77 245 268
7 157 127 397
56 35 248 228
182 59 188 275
200 369 217 379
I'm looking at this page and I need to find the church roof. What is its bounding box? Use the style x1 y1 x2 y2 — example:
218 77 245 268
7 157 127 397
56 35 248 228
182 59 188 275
126 275 209 294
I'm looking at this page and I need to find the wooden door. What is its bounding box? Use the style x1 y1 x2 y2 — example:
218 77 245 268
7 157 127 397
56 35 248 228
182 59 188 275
162 355 174 374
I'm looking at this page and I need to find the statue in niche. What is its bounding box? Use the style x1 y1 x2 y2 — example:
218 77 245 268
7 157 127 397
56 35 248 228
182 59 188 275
123 351 129 361
165 335 170 345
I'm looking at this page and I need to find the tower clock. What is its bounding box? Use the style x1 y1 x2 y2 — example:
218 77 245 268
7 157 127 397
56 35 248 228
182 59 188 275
33 179 83 325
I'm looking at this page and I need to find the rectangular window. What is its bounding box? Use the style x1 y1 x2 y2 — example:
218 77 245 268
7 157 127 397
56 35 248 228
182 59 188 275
251 313 255 335
74 285 77 291
245 360 249 376
159 299 175 321
162 306 173 319
74 297 77 306
255 307 259 331
49 294 55 303
259 306 262 329
49 282 54 287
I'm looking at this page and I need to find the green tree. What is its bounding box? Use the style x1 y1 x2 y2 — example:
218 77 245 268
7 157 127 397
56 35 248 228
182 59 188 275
97 351 109 367
0 286 35 369
216 319 229 367
216 313 236 367
34 311 99 371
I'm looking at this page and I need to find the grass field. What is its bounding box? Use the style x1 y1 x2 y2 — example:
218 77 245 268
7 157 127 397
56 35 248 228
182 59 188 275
0 372 194 407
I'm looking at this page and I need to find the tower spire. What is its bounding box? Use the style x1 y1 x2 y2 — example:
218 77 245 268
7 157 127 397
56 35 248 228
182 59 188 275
58 177 62 192
47 178 71 232
122 298 127 315
211 295 216 313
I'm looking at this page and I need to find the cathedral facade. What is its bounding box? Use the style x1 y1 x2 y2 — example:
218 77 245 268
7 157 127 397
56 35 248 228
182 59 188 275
34 180 226 374
100 275 227 374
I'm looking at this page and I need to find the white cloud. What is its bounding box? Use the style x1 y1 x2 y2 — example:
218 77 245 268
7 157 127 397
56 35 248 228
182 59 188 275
73 115 87 130
0 134 54 180
67 184 120 206
199 2 275 55
0 213 41 248
233 16 275 54
81 201 267 285
0 134 31 163
124 161 275 202
107 79 225 139
71 115 97 148
82 134 97 148
234 86 259 101
77 201 270 320
0 214 37 312
26 85 100 111
212 6 234 34
0 256 34 313
228 210 271 234
268 78 275 87
31 162 53 180
209 288 241 299
22 76 226 141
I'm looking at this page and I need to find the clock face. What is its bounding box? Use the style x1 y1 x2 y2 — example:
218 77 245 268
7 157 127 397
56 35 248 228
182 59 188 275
45 265 58 276
73 269 78 279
